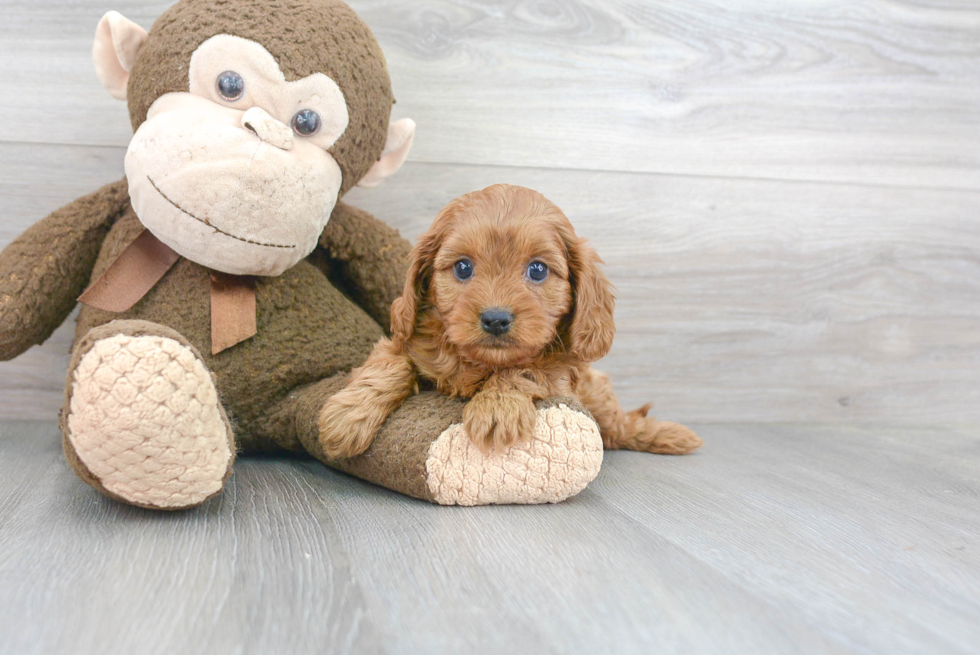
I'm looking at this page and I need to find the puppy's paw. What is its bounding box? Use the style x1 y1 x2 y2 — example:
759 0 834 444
624 405 702 455
317 395 379 460
463 390 537 453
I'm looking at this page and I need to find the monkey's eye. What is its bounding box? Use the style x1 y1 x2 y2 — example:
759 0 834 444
453 259 474 281
216 71 245 101
527 261 549 282
292 110 322 137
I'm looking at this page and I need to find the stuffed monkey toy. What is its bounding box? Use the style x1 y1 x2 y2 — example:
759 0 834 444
0 0 603 510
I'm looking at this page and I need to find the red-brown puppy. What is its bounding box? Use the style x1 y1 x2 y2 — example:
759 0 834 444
318 185 702 458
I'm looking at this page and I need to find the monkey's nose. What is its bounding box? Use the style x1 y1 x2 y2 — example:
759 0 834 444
241 107 293 150
480 308 513 337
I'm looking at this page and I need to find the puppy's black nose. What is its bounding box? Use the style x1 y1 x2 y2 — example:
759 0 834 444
480 308 513 336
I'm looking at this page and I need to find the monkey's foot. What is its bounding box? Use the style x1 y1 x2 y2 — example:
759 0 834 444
425 400 604 506
63 322 234 510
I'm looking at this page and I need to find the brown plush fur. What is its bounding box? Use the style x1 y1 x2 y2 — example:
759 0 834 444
128 0 394 194
0 179 131 360
73 201 387 452
319 185 702 457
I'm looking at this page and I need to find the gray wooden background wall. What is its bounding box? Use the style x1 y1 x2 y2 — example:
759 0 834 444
1 0 978 426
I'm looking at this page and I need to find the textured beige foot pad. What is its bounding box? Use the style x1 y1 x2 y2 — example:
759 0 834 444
66 334 233 509
425 403 604 506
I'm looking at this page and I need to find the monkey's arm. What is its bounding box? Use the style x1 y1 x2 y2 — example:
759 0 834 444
317 201 411 332
0 179 130 360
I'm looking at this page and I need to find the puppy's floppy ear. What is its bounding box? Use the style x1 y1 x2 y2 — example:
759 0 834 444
562 229 616 362
390 208 453 345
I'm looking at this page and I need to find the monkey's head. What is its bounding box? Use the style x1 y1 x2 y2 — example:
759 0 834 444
93 0 415 276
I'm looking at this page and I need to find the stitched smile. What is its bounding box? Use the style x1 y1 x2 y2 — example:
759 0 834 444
147 176 296 249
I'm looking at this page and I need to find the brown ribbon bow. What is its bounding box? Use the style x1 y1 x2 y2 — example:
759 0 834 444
78 229 257 355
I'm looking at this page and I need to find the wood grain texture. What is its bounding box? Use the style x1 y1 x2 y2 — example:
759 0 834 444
1 0 978 188
0 422 382 655
1 421 978 654
2 143 978 424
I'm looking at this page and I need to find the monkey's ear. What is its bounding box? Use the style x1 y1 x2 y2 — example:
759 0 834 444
93 11 148 101
357 118 416 188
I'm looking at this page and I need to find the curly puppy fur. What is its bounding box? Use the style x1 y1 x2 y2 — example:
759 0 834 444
319 185 702 457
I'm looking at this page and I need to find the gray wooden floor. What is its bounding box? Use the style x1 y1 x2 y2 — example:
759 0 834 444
1 421 978 654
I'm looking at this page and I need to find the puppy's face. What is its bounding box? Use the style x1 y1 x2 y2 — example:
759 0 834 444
391 185 616 369
430 212 572 367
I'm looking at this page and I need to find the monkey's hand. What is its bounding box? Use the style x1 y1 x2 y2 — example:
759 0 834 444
0 179 129 361
463 387 538 453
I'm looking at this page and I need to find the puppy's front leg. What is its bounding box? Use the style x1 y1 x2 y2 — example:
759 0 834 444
318 338 416 459
463 374 538 453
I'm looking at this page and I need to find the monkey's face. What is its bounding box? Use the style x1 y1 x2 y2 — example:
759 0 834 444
94 4 414 276
124 35 348 276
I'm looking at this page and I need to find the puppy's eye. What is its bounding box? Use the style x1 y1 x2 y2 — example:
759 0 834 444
216 71 245 101
292 109 321 137
527 261 549 282
453 259 473 281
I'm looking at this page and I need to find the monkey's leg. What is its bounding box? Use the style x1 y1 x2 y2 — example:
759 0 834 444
578 368 702 455
61 320 235 510
271 377 604 506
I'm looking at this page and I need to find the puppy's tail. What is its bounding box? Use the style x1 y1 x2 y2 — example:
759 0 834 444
611 404 703 455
